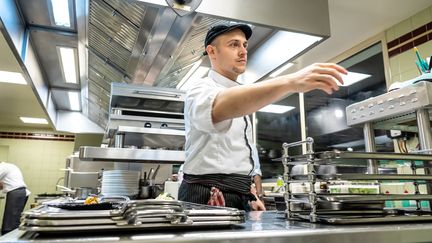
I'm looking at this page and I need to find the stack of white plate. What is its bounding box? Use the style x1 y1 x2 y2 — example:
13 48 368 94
101 170 140 197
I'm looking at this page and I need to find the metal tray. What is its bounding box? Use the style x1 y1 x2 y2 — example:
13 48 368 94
22 205 113 219
276 151 432 165
289 201 384 211
20 220 245 233
290 193 432 202
290 173 432 181
290 151 432 162
22 218 117 226
296 214 432 224
185 209 245 216
20 199 246 233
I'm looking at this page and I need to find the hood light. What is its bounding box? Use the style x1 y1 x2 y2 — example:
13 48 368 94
177 60 210 90
58 47 78 84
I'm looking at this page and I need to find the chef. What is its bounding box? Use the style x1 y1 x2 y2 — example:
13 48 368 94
0 161 30 235
178 23 346 210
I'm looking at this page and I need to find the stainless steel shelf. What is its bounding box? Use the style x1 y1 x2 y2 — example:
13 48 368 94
291 173 432 181
79 146 185 163
115 126 184 136
113 126 185 149
286 151 432 163
291 193 432 202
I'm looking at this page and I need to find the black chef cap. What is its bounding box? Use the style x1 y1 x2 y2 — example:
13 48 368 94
203 23 252 55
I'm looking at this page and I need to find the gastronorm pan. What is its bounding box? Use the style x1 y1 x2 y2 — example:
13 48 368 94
296 213 432 224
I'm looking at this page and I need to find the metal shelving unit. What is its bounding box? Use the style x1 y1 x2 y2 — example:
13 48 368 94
281 137 432 224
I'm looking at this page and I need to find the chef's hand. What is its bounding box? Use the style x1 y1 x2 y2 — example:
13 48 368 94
250 184 266 211
250 198 266 211
283 63 347 95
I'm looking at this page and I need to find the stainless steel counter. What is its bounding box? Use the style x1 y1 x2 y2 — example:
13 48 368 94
2 211 432 243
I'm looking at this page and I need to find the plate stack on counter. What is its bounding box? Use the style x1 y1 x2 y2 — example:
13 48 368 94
20 199 245 233
101 170 140 198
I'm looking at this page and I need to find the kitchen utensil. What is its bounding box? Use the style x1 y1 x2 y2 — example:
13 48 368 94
152 165 161 180
147 168 154 180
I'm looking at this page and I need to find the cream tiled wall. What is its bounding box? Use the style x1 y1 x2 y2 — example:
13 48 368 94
0 136 74 226
386 6 432 85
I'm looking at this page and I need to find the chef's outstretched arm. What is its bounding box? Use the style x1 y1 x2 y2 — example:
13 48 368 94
211 63 347 123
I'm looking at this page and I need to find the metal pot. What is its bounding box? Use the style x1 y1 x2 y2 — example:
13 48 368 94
139 186 151 199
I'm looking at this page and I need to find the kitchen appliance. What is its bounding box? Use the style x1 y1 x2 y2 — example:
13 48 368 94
345 81 432 173
345 80 432 204
79 83 186 163
106 82 185 150
79 83 187 199
64 153 114 190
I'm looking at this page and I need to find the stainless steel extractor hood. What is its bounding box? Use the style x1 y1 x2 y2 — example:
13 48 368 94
6 0 331 133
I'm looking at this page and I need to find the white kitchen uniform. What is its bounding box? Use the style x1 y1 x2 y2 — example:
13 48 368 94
0 162 30 196
183 70 261 176
0 161 30 235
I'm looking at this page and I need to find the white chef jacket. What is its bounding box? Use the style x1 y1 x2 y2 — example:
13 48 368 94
183 70 261 176
0 162 30 196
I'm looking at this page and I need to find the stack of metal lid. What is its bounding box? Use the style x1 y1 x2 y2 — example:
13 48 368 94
20 199 245 233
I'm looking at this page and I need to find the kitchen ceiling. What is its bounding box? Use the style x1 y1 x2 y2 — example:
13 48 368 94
1 0 432 132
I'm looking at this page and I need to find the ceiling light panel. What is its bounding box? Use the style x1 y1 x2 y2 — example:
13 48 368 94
58 47 79 84
258 104 295 114
20 117 48 124
269 63 294 78
0 70 26 85
341 71 371 86
240 30 322 84
68 91 81 111
50 0 71 27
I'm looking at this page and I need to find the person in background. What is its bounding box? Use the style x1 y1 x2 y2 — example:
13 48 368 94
0 161 30 235
178 23 346 211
